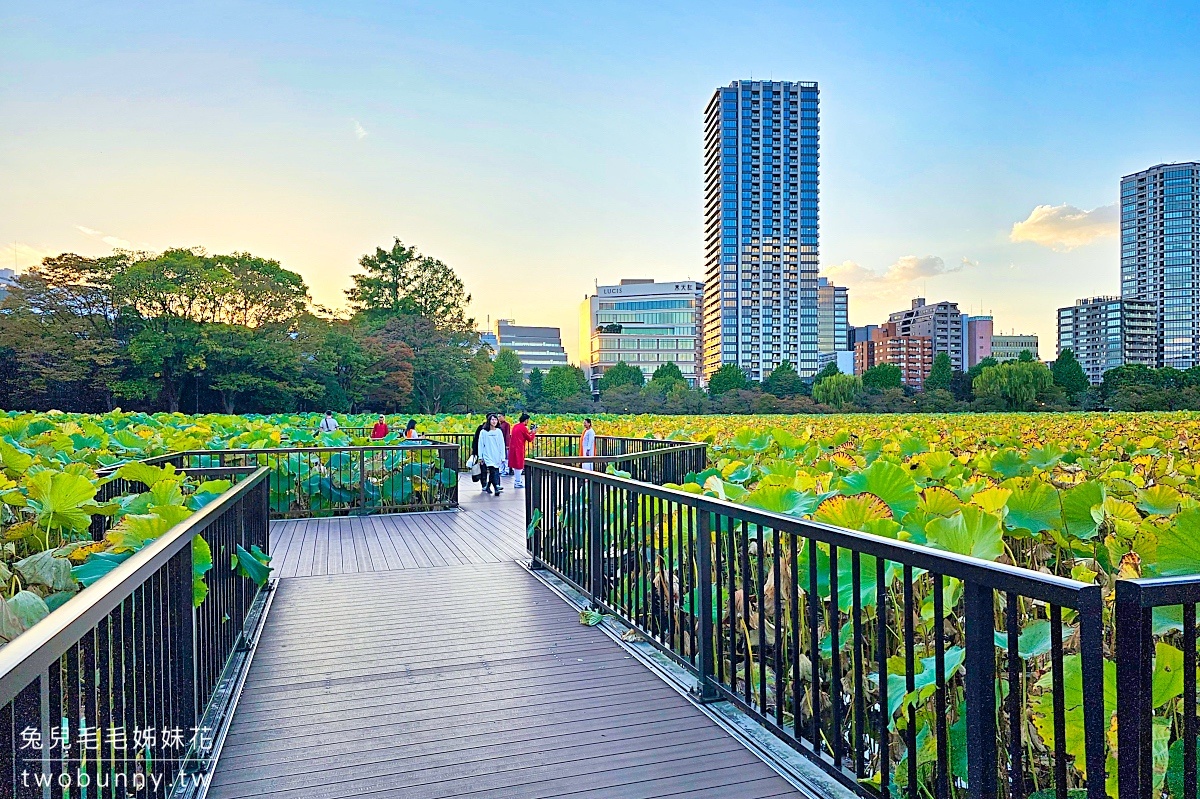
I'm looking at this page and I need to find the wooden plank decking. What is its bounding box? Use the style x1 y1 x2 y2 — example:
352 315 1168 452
206 484 804 798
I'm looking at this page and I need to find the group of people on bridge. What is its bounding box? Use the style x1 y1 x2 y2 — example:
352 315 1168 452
469 414 596 495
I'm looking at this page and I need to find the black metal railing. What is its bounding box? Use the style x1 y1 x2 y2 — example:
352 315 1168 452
101 443 459 519
1116 575 1200 799
0 469 271 798
525 459 1110 799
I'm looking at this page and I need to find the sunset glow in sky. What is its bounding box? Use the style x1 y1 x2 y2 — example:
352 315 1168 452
3 1 1199 362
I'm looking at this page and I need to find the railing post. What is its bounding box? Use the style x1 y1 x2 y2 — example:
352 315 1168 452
528 464 543 568
358 448 367 510
588 477 603 608
964 581 998 799
1116 579 1151 799
693 509 719 702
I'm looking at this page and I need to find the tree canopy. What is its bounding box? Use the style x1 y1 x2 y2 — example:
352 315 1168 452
708 363 749 396
599 361 645 393
862 363 903 390
924 352 953 392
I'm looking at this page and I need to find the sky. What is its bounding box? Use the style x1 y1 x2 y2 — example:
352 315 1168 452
2 1 1199 364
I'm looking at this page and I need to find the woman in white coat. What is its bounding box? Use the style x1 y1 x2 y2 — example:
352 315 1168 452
477 414 506 496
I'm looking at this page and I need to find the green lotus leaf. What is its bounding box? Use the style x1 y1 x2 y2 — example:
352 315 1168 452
925 506 1004 561
0 440 34 477
742 486 818 517
1005 480 1061 534
813 494 892 530
1139 484 1182 517
7 590 51 630
115 461 181 489
1032 654 1116 778
71 551 133 587
1060 480 1106 540
25 470 99 532
1152 507 1200 577
993 619 1073 659
232 543 271 586
839 459 918 518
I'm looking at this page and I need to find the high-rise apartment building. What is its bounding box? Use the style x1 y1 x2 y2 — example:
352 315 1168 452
579 279 702 390
495 320 569 375
817 277 849 357
991 333 1039 362
701 79 820 382
1057 297 1157 384
1120 162 1200 368
961 315 993 369
854 324 933 388
887 298 964 371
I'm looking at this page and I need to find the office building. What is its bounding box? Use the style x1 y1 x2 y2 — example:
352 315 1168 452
991 333 1039 362
701 79 820 382
1057 297 1157 384
1121 162 1200 368
817 277 849 357
961 315 993 369
848 325 877 351
495 320 569 375
478 330 499 353
818 350 856 375
888 298 964 371
580 279 702 390
854 324 933 388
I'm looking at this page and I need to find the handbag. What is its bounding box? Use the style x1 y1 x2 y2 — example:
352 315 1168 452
467 455 481 477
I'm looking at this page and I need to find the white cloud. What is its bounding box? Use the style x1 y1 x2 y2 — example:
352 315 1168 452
824 254 970 287
0 242 57 272
353 120 368 140
1010 203 1118 251
75 225 135 250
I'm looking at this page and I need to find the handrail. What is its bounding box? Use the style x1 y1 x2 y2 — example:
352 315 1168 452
0 467 269 707
525 454 1110 799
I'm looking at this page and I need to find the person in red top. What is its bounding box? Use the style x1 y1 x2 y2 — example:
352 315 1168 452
508 413 537 488
496 413 512 474
370 415 389 439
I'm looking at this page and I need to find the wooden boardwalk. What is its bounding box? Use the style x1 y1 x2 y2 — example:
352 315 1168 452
206 485 804 798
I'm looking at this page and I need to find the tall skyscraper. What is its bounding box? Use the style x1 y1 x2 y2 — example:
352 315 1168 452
1121 162 1200 368
701 80 820 382
816 277 849 357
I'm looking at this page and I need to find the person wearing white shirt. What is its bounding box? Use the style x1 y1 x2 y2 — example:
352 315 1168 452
477 414 506 495
318 411 339 433
580 418 596 471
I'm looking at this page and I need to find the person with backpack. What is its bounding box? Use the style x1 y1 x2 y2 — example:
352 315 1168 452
318 411 339 433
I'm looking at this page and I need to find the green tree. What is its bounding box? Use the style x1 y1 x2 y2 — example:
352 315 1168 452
373 314 477 412
491 348 526 394
526 368 545 406
862 363 903 390
0 253 127 411
200 324 304 413
346 238 472 330
972 360 1054 411
812 373 862 409
651 362 685 385
813 360 841 383
599 361 645 393
1051 348 1090 398
543 364 590 402
708 363 749 396
925 352 953 392
1017 349 1035 362
764 360 804 397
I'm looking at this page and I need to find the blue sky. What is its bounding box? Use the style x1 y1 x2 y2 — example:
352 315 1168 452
2 1 1198 361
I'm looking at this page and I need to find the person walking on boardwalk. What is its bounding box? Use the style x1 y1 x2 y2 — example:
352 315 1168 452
509 413 537 489
580 418 596 471
477 414 506 496
496 413 512 474
471 416 489 492
318 411 339 433
371 415 389 439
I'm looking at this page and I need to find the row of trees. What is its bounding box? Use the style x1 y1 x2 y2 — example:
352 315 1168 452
0 240 511 415
4 239 1195 415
